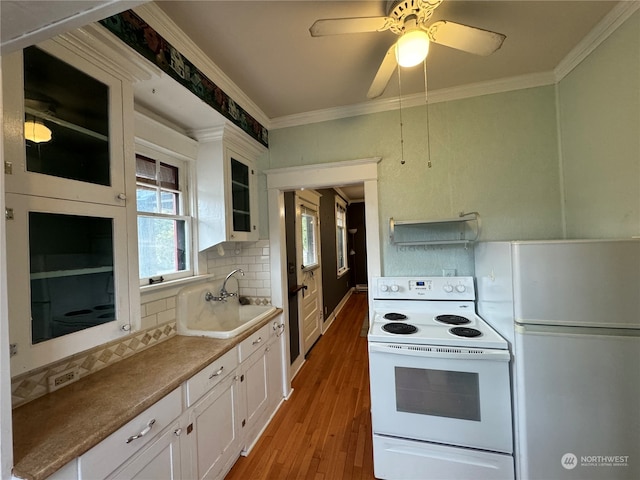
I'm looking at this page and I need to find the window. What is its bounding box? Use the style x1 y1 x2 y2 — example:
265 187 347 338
336 196 348 276
136 154 192 283
300 202 319 269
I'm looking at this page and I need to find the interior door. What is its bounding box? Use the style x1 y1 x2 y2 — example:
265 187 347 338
295 193 322 355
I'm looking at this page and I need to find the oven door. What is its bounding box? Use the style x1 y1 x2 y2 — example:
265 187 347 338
368 342 513 454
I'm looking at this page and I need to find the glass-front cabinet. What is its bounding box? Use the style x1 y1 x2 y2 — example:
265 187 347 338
4 43 126 206
197 129 261 250
5 195 131 374
230 155 254 236
2 37 135 375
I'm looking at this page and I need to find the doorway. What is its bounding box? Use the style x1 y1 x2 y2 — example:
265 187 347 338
295 190 323 355
266 158 381 384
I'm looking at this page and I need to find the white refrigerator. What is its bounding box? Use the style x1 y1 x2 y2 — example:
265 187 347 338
475 239 640 480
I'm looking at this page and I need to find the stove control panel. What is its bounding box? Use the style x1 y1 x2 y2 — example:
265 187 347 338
374 276 475 301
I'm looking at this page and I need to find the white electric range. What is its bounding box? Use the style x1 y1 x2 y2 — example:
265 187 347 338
368 276 514 480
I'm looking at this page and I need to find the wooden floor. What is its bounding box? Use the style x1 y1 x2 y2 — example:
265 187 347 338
225 292 375 480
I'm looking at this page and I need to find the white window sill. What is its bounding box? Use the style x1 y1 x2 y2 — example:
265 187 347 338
337 267 350 279
140 274 215 302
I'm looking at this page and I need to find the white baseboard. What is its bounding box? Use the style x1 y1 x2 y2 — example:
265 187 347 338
322 288 354 334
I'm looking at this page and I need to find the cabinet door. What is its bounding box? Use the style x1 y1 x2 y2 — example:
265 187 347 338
188 373 242 480
3 42 126 206
226 146 258 242
107 421 183 480
5 193 132 375
266 334 285 413
241 346 269 446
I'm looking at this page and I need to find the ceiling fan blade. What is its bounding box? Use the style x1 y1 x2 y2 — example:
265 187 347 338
310 17 392 37
428 20 506 56
367 44 398 99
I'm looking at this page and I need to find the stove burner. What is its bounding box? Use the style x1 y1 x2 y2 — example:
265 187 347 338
435 314 471 325
383 322 417 335
384 312 408 321
449 327 482 338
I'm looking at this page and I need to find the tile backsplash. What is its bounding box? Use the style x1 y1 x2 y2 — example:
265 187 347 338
11 320 176 408
11 239 273 408
205 239 272 305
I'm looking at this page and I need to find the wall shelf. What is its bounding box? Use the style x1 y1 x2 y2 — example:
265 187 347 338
389 212 481 246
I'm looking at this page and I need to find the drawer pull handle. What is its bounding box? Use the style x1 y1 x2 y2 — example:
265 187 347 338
209 366 224 379
252 337 263 345
126 419 156 443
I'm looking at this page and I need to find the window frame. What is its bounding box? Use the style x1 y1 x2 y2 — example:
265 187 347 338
335 195 349 277
299 200 320 272
135 151 193 285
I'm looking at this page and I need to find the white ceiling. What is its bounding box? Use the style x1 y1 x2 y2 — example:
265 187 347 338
0 0 631 201
0 1 626 123
154 0 621 120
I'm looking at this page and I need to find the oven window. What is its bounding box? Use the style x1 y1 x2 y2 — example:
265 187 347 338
395 367 481 421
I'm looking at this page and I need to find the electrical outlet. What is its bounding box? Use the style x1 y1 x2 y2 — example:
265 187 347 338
48 366 80 393
443 268 456 277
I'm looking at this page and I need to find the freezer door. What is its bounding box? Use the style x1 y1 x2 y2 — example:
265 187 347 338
512 240 640 328
514 325 640 480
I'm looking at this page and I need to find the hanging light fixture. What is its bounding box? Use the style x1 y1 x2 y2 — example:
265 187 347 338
24 117 52 143
395 23 430 68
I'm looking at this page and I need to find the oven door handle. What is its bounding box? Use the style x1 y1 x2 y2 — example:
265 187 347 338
368 343 511 361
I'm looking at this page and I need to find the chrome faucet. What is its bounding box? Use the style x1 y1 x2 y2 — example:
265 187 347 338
205 268 245 302
220 268 244 298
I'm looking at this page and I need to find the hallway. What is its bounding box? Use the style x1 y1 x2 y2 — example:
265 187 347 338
225 292 374 479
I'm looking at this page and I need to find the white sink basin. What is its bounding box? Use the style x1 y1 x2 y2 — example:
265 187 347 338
177 281 276 339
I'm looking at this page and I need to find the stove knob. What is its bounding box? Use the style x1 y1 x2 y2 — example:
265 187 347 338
455 284 466 293
390 285 400 292
379 285 389 292
443 284 454 293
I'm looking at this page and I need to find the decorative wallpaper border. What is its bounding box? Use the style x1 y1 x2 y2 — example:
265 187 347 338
99 10 269 147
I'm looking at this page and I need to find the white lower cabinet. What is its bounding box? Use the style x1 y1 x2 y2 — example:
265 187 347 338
64 319 286 480
78 388 182 480
240 322 286 455
107 420 183 480
185 371 242 480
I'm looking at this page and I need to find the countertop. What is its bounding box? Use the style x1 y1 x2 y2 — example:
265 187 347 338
12 309 282 480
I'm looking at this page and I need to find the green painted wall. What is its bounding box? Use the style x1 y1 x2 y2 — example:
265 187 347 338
263 86 562 276
261 10 640 276
558 10 640 238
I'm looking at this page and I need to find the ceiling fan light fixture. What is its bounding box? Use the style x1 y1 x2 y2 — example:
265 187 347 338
24 117 52 143
395 29 430 68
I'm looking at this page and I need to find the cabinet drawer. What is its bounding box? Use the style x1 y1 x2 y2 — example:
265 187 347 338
185 347 238 407
79 388 181 480
238 323 269 362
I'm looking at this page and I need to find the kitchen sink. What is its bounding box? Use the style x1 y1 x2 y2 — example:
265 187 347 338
176 280 276 339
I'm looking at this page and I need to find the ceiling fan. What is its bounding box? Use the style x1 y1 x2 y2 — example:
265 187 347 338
310 0 506 99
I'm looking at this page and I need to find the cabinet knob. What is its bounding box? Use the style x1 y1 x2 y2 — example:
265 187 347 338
117 193 126 200
174 428 182 436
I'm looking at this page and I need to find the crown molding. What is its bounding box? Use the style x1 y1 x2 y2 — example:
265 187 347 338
190 122 268 158
133 3 270 129
53 23 159 83
269 71 556 130
554 0 640 82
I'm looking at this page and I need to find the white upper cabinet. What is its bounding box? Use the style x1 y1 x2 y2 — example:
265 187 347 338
2 28 145 375
3 41 127 206
195 125 264 250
